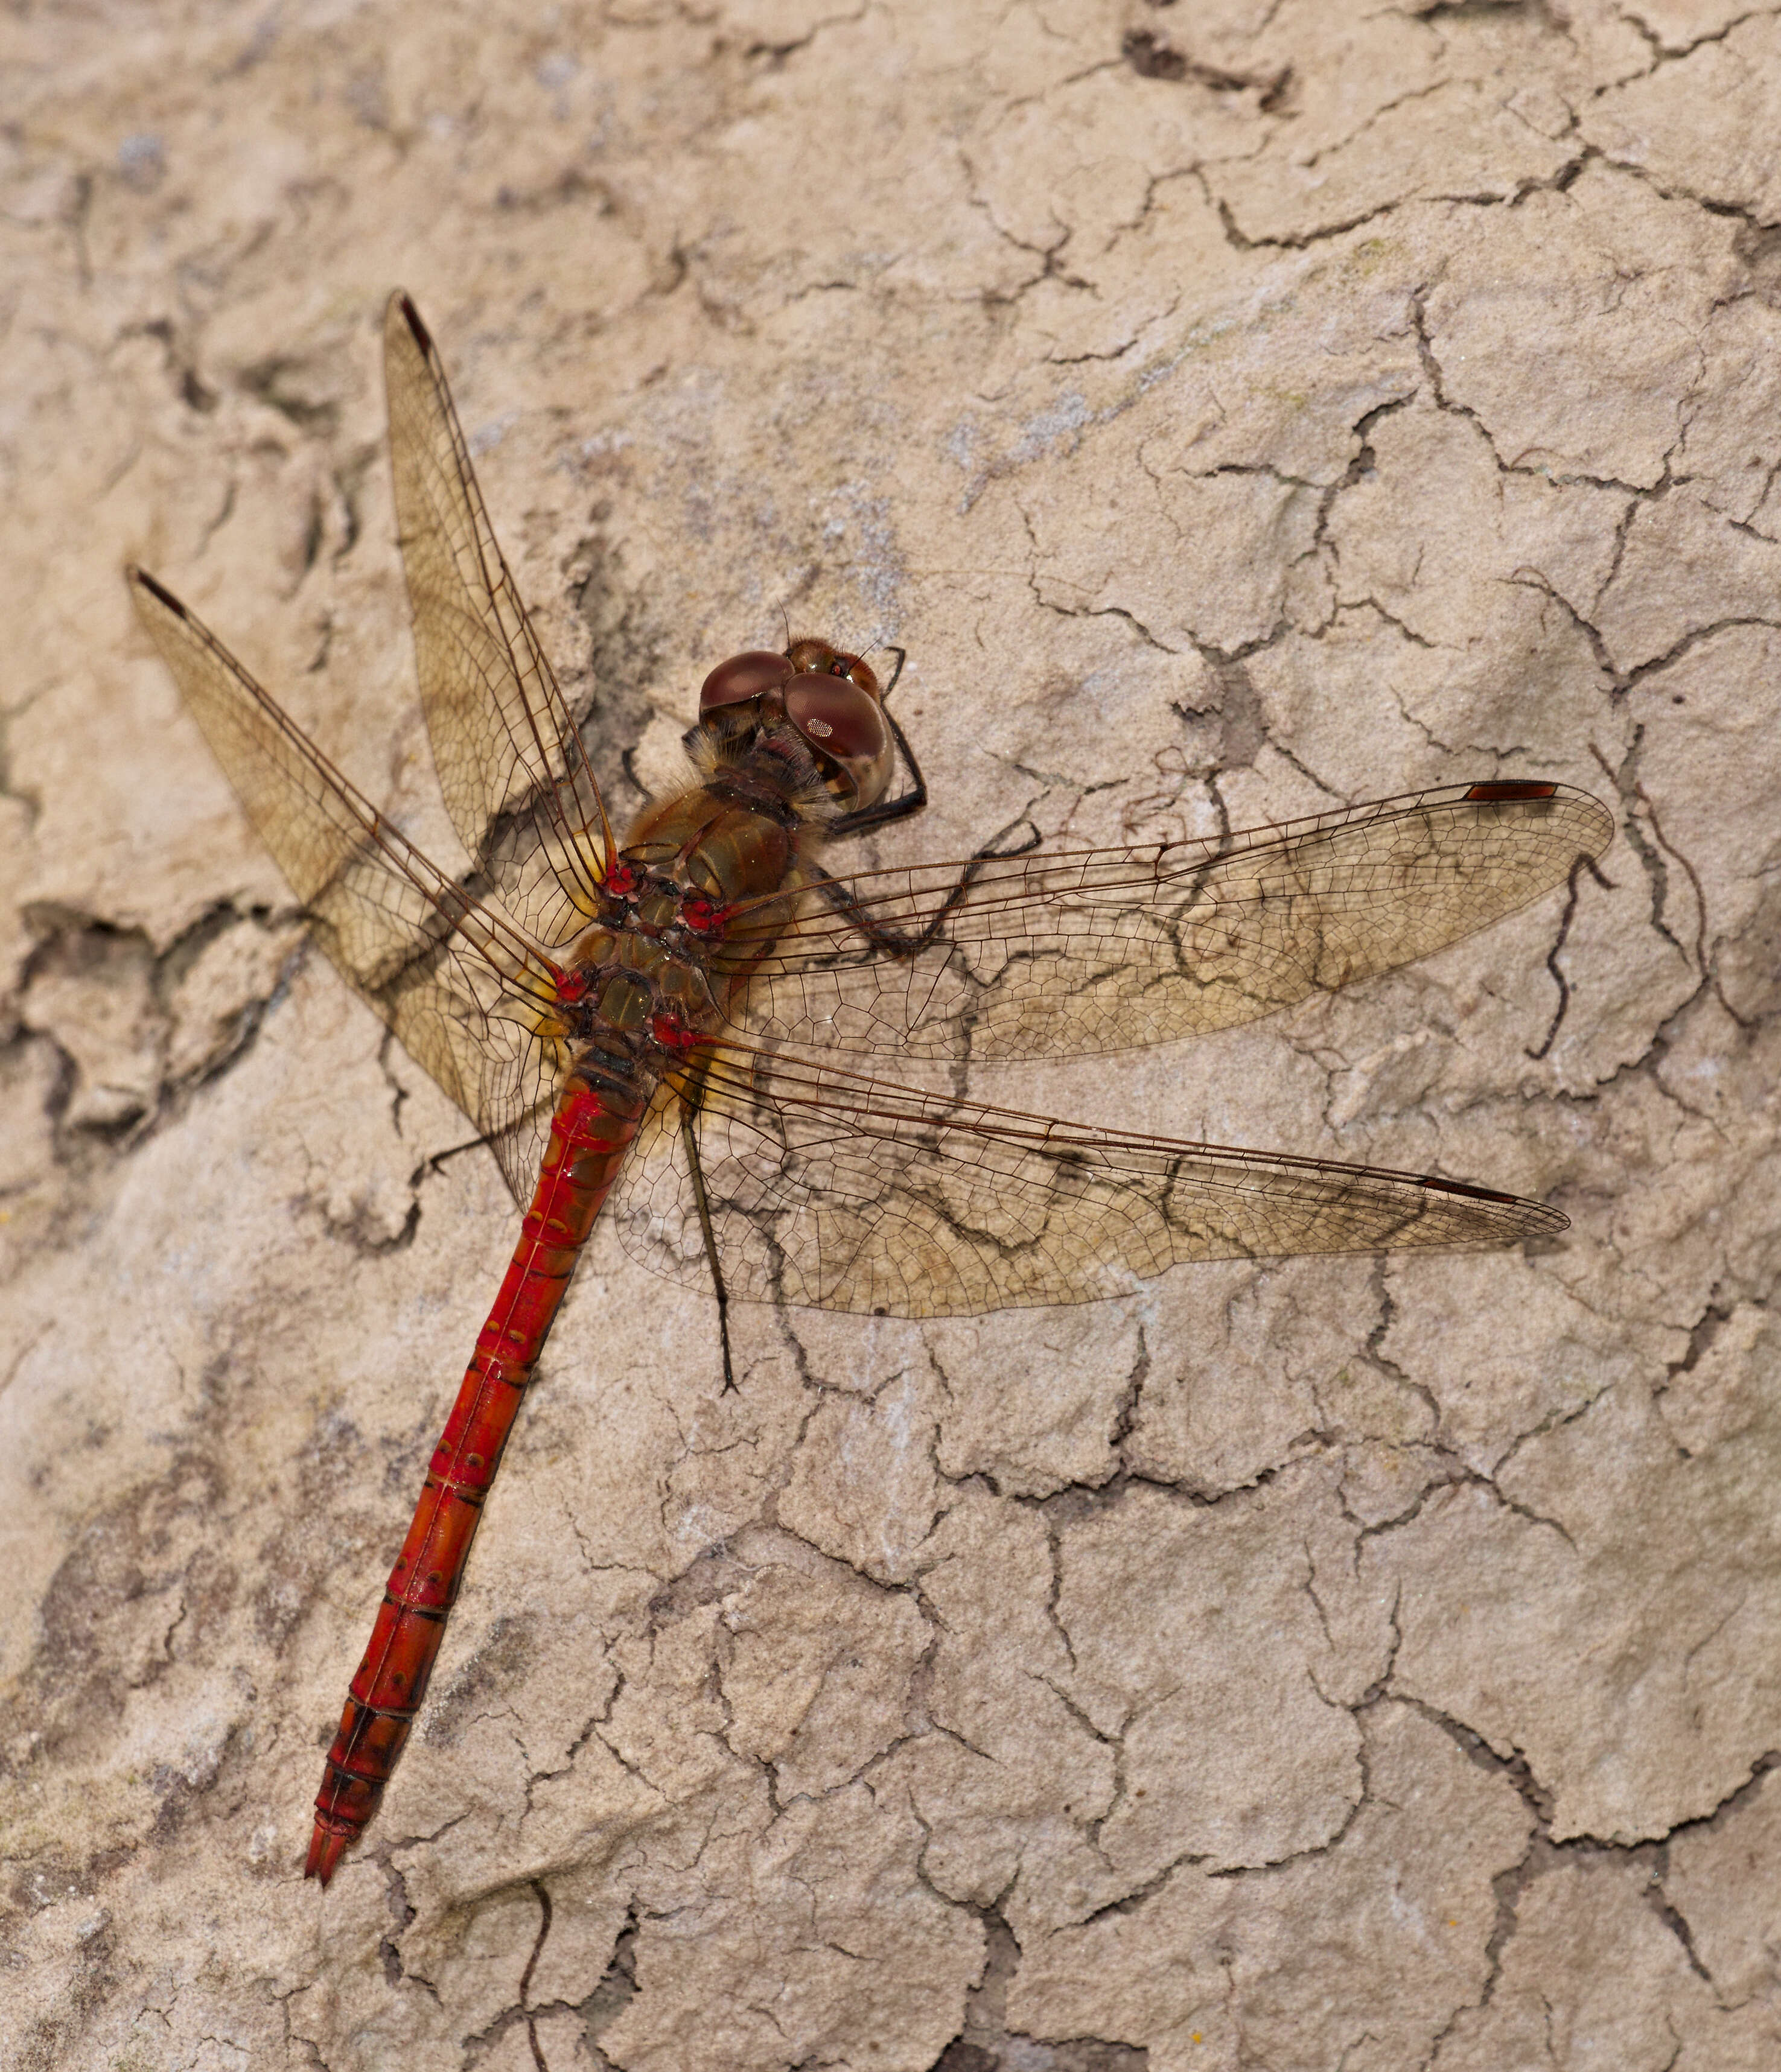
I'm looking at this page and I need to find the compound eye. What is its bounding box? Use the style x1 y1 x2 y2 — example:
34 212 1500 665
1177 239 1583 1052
700 650 792 713
786 676 894 806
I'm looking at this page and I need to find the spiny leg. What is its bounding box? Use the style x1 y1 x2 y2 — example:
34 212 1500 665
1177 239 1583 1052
809 809 1042 956
817 642 1042 952
679 1077 736 1394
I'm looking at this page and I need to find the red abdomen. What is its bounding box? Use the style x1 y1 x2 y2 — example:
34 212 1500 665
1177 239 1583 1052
305 1073 642 1884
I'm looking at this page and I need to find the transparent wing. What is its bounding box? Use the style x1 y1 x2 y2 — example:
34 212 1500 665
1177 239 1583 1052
610 1044 1564 1318
734 781 1615 1063
384 291 612 946
129 568 564 1202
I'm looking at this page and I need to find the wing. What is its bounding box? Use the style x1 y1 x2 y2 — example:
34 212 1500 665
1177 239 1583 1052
608 1044 1564 1319
383 292 613 946
733 781 1615 1063
129 568 565 1203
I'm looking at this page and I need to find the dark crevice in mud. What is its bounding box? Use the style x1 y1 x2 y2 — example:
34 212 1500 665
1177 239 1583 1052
928 1897 1149 2070
237 354 343 436
16 898 306 1179
1120 27 1289 109
1615 5 1772 66
1414 1702 1558 1828
1729 218 1781 307
1313 393 1415 561
15 883 447 1264
1655 1292 1741 1414
1514 565 1778 708
1359 1269 1444 1443
1208 126 1588 252
495 166 617 217
1010 1441 1298 1534
576 1904 640 2066
1418 0 1549 19
1168 646 1270 785
121 314 219 413
517 1881 554 2064
1412 1709 1566 2042
1640 1748 1780 1845
1645 1861 1713 1984
457 1880 555 2067
1078 1852 1193 1931
1632 781 1710 977
1106 1324 1150 1464
1411 1703 1779 2006
1591 144 1781 244
1209 187 1399 256
317 1190 422 1259
1590 731 1692 961
1524 850 1614 1063
378 1860 419 1990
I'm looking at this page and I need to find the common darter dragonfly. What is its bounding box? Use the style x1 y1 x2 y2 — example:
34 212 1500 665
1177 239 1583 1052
127 296 1614 1884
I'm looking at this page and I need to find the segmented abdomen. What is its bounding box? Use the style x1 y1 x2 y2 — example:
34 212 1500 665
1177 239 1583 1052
305 1072 643 1884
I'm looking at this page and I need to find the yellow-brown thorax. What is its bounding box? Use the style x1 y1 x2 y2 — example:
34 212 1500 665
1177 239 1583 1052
549 635 894 1090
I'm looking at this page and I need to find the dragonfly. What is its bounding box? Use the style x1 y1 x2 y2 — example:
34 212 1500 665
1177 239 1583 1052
127 293 1614 1887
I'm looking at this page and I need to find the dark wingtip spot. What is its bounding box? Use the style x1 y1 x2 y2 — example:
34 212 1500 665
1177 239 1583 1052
398 293 432 353
130 567 187 617
1422 1174 1516 1205
1464 781 1558 802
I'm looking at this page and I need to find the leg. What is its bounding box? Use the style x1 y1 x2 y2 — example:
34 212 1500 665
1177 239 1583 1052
819 641 1042 950
827 707 929 837
807 809 1042 956
679 1082 737 1394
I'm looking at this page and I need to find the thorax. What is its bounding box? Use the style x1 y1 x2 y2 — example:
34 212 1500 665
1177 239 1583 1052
549 780 819 1087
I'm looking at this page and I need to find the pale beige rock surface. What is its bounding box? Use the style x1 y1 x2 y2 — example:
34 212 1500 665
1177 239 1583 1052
2 2 1779 2068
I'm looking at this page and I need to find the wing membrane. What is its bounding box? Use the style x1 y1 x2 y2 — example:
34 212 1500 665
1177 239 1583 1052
129 568 562 1201
610 1044 1564 1319
735 782 1614 1063
383 292 611 945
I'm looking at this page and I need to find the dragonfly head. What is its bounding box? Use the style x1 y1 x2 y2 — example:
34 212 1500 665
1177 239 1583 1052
698 640 894 810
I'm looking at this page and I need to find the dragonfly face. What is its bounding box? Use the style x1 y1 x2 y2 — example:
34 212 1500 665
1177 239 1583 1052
125 289 1616 1886
698 638 894 809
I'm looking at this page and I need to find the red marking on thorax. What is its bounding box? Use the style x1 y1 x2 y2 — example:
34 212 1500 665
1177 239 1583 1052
649 1009 704 1056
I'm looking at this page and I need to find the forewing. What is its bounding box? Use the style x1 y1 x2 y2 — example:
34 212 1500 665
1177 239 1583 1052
384 293 611 945
609 1046 1564 1318
736 781 1615 1062
130 568 562 1202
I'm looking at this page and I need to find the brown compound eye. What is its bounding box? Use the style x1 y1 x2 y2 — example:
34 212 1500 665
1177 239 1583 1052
700 650 792 713
785 675 893 806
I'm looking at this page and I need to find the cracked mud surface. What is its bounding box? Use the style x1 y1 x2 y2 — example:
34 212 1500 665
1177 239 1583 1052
3 3 1779 2067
